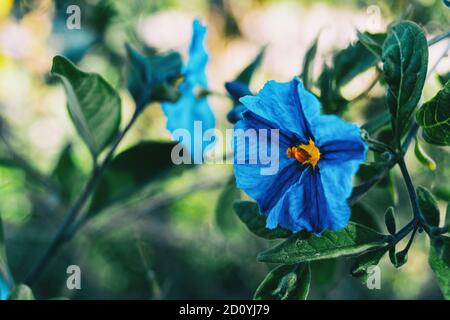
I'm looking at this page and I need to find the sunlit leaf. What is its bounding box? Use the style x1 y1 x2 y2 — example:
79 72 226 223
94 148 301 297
51 55 121 159
257 223 388 264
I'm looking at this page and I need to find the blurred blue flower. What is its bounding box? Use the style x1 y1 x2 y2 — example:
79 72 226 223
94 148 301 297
162 19 215 162
233 78 367 234
225 81 251 124
0 277 10 300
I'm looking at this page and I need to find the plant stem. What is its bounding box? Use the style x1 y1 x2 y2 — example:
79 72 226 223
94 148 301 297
428 30 450 46
398 157 422 222
24 111 140 285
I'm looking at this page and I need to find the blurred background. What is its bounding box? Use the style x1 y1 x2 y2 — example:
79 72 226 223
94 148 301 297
0 0 449 299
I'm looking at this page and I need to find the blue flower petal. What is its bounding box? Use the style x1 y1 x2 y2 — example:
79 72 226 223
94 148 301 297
233 112 305 212
266 168 342 234
0 276 10 300
310 114 367 163
162 92 215 161
317 160 359 230
239 79 317 143
225 81 252 102
162 18 215 161
184 19 208 89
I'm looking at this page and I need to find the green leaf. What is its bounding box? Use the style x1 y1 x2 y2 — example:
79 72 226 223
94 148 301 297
257 222 388 264
414 138 437 171
51 144 83 202
416 81 450 146
384 207 396 235
215 177 241 236
429 236 450 299
126 45 183 109
233 201 292 239
254 263 311 300
8 284 35 300
87 141 177 216
236 48 265 86
417 186 440 227
356 31 386 58
351 246 388 278
51 55 121 159
333 40 378 87
301 35 319 90
382 21 428 139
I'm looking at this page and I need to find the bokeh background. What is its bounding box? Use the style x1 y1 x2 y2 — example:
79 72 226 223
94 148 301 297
0 0 449 299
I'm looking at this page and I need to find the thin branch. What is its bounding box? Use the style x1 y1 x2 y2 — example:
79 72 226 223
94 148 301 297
24 110 140 285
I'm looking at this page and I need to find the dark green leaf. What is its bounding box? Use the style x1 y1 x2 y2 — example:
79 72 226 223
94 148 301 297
51 55 121 159
351 202 380 232
438 73 450 87
215 177 241 236
51 144 83 202
446 203 450 229
416 81 450 146
356 31 386 58
257 222 388 264
87 141 177 216
429 236 450 299
301 35 319 90
254 263 311 300
351 246 388 277
382 21 428 139
414 138 437 171
236 48 265 86
319 65 348 115
126 45 183 109
333 40 378 87
311 259 339 288
417 186 440 227
8 284 34 300
361 111 391 135
395 250 408 268
233 201 292 239
384 207 396 235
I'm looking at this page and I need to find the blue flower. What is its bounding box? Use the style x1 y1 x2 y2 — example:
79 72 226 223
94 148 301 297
162 19 215 161
233 78 367 234
0 277 10 300
225 81 251 124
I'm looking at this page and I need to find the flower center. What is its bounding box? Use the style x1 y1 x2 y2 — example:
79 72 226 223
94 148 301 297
286 138 321 169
